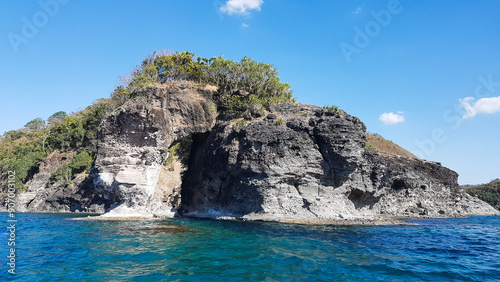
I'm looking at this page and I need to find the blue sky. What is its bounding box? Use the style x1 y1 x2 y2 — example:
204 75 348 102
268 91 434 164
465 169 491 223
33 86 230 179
1 0 499 184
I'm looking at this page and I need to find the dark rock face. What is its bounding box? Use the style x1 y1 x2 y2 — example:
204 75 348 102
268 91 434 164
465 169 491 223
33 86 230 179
5 82 497 220
360 153 491 218
91 82 217 217
179 103 498 221
180 104 365 219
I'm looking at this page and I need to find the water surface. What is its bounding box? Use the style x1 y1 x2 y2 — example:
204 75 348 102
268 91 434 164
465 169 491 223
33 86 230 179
1 214 499 281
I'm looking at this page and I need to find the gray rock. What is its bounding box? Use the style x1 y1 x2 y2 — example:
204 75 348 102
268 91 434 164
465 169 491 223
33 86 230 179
266 113 277 120
5 82 497 222
232 89 250 97
91 82 217 217
0 151 106 213
179 102 499 221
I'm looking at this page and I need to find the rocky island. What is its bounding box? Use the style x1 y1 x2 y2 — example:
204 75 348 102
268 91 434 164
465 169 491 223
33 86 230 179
1 51 498 223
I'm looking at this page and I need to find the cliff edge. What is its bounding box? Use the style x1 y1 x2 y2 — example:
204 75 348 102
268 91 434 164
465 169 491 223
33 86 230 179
86 82 498 221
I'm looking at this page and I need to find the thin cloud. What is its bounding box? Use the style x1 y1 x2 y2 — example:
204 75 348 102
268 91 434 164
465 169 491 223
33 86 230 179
379 112 405 125
353 6 362 14
459 96 500 119
220 0 263 16
241 23 250 28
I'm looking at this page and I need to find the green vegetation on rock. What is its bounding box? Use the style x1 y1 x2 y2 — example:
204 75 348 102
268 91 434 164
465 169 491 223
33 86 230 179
274 119 286 126
0 50 294 193
364 144 379 153
323 105 345 117
49 149 95 185
464 179 500 210
49 164 72 185
166 137 193 168
0 121 49 192
233 119 249 132
68 149 94 173
0 99 115 192
125 51 294 117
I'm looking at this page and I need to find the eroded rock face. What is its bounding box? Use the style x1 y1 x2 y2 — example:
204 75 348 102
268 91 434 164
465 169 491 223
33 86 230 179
91 82 217 216
179 103 499 221
14 82 496 221
357 154 496 218
0 151 106 213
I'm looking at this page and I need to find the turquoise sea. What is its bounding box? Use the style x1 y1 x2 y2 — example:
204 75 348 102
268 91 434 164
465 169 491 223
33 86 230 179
0 214 499 281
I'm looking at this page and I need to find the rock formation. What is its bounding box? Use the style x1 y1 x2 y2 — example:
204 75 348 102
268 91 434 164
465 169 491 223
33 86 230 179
0 151 106 213
4 82 498 222
91 82 217 217
179 103 497 222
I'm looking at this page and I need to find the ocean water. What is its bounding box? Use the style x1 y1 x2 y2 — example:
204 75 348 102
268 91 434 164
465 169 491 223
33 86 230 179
0 214 499 281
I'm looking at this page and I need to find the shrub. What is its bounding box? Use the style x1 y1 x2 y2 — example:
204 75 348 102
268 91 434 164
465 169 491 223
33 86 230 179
45 116 86 151
68 149 94 173
128 74 155 88
3 130 26 141
49 164 72 185
110 86 131 103
48 111 67 125
323 105 345 117
274 119 286 126
233 119 248 132
365 144 379 153
208 56 293 104
166 137 193 168
24 118 46 131
324 105 338 113
220 95 247 116
206 100 217 115
153 51 208 82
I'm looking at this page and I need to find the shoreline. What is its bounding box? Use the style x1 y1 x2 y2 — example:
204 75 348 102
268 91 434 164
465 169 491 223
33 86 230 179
2 211 498 226
67 213 500 226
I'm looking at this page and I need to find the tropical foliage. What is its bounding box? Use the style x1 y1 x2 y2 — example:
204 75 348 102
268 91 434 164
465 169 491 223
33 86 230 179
0 50 295 193
465 179 500 210
126 51 294 116
0 98 117 192
49 149 94 185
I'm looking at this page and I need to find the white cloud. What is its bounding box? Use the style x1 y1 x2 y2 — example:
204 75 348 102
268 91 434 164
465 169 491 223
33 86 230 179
379 112 405 125
220 0 263 16
353 6 362 14
459 96 500 119
241 23 249 28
